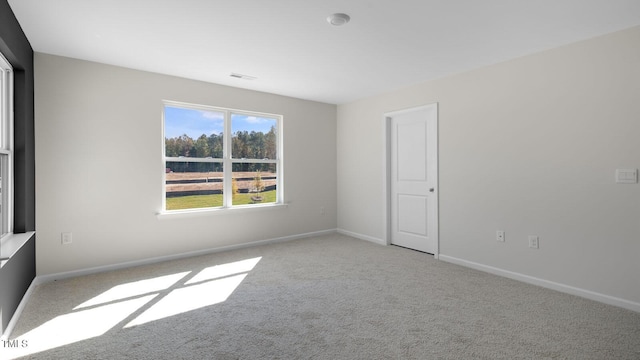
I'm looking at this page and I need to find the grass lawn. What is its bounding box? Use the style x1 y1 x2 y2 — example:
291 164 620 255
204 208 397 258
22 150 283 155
166 190 277 210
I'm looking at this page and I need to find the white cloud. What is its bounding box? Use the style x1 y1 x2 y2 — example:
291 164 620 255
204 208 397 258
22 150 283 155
199 110 224 120
245 116 269 124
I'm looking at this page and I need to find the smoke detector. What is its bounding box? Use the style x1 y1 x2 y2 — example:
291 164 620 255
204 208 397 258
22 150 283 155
327 13 350 26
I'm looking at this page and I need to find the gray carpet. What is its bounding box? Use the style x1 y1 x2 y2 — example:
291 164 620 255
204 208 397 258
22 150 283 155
5 234 640 359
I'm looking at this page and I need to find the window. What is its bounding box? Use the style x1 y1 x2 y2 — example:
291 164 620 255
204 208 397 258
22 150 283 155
0 53 13 237
162 101 282 212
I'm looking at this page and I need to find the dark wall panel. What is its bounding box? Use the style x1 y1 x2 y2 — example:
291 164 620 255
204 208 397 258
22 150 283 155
1 235 35 332
1 0 35 232
0 0 37 335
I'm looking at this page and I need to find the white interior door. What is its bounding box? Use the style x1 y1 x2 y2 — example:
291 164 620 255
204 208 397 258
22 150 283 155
388 104 438 254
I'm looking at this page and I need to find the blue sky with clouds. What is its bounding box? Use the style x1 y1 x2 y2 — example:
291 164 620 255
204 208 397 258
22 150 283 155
164 106 276 139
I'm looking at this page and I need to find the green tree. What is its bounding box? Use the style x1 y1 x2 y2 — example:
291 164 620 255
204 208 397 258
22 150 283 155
265 126 276 160
232 131 249 159
165 134 195 172
208 132 223 158
194 134 210 157
193 134 210 171
232 178 239 200
165 137 179 157
248 131 265 159
172 134 194 157
251 171 265 202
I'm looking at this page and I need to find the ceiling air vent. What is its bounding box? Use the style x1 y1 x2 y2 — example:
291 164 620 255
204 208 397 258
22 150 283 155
230 73 257 80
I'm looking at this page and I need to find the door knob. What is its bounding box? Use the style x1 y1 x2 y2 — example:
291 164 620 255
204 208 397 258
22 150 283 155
429 188 435 192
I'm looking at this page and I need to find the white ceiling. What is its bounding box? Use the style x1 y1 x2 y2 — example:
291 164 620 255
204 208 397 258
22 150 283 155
8 0 640 104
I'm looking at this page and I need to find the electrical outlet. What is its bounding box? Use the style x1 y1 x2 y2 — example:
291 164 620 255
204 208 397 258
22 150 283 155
528 235 539 249
496 230 505 242
61 232 73 245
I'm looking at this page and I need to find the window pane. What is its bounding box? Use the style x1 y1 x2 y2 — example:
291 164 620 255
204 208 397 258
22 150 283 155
231 163 277 206
165 161 223 210
0 153 7 236
165 106 224 158
0 69 5 150
0 71 3 148
231 113 277 160
0 55 10 237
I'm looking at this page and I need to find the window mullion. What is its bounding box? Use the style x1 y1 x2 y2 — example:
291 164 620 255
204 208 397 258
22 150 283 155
223 110 232 207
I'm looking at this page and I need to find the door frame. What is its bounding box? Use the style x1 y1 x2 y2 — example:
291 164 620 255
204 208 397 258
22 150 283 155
383 103 439 258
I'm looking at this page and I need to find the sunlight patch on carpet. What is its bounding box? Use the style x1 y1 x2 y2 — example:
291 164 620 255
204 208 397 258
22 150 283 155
4 257 262 359
8 295 156 358
124 273 248 328
74 272 190 310
186 257 262 285
125 257 261 327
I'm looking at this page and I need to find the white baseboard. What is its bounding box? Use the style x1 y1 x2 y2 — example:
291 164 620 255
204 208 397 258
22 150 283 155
337 229 387 246
1 278 37 341
36 229 338 285
439 254 640 313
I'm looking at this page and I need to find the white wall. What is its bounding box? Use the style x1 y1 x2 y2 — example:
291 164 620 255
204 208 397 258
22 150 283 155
338 26 640 307
35 53 337 275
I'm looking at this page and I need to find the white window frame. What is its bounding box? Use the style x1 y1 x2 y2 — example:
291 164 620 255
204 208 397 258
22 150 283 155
161 100 283 214
0 52 14 239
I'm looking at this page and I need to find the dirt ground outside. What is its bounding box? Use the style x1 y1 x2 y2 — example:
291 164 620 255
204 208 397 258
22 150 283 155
166 171 276 192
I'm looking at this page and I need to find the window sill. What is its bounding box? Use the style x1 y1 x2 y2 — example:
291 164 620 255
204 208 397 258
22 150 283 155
0 231 35 268
156 202 289 220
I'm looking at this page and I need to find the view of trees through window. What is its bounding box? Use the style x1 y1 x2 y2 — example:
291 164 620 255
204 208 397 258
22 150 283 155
163 103 280 211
